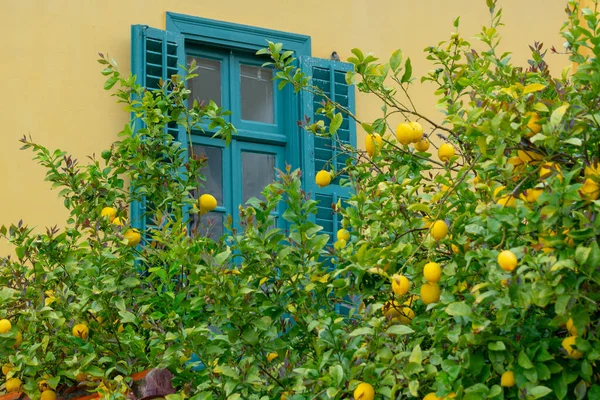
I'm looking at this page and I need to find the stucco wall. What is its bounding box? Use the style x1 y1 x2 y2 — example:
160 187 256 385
0 0 569 242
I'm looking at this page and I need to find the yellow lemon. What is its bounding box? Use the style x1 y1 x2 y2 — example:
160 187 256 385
517 149 544 164
584 163 600 177
423 393 439 400
498 250 518 272
396 123 414 145
0 319 11 334
335 239 347 250
354 382 375 400
422 216 432 229
438 143 455 162
41 390 56 400
365 133 383 157
423 262 442 283
2 364 12 376
394 307 415 325
38 380 50 391
6 378 22 393
566 318 578 336
391 274 410 296
507 156 524 168
521 188 543 203
101 207 117 222
123 229 141 247
112 217 125 226
383 300 401 320
493 185 507 199
12 331 22 348
539 162 562 181
72 323 89 339
198 194 218 214
315 170 332 188
562 336 583 359
525 112 542 136
414 138 430 152
337 229 350 242
267 352 278 362
409 121 424 143
430 220 448 241
420 283 441 305
496 195 516 207
501 371 515 387
580 178 600 201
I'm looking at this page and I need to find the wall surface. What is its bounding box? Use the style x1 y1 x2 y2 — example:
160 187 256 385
0 0 570 246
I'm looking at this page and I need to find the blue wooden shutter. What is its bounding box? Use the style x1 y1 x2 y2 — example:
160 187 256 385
130 25 186 231
300 57 356 246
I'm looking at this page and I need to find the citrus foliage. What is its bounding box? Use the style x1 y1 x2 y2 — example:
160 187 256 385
0 1 599 400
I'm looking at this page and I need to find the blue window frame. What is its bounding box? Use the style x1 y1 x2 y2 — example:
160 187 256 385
131 14 356 242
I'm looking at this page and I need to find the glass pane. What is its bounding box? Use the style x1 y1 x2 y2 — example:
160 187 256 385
187 56 221 107
192 145 223 205
242 152 275 202
191 213 223 240
240 65 274 123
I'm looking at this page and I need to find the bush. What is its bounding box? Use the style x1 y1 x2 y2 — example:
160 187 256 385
1 1 599 399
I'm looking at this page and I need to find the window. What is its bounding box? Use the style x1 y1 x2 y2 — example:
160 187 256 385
130 16 356 242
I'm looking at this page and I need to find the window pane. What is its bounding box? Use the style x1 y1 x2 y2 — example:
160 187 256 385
242 152 275 203
191 212 223 240
187 56 221 107
192 145 223 205
240 65 274 123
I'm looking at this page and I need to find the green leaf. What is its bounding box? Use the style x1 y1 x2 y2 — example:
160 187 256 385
575 246 590 265
15 247 25 260
529 386 552 398
445 302 472 316
488 341 506 351
453 16 460 28
522 83 546 95
329 364 344 387
409 344 422 364
550 104 569 127
518 350 534 369
104 76 119 90
390 49 403 72
330 113 343 135
401 58 412 83
349 327 373 337
565 137 582 146
386 325 414 335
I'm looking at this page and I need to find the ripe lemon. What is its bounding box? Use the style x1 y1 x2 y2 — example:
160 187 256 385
198 194 218 214
409 121 424 143
430 220 448 241
501 371 515 387
2 364 12 376
335 239 347 250
391 274 410 296
422 216 433 229
396 123 414 145
496 195 516 207
365 133 383 157
423 262 442 283
41 390 56 400
383 300 401 320
267 352 278 362
438 143 455 162
517 149 544 164
566 318 579 336
112 217 125 226
414 138 430 152
423 393 439 400
521 188 543 203
562 336 583 359
315 170 332 188
72 323 89 339
395 307 415 325
12 331 22 348
580 178 600 201
0 319 11 334
353 382 375 400
498 250 518 272
337 229 350 242
38 380 50 391
101 207 117 222
420 283 440 304
6 378 22 393
539 162 562 181
124 229 141 247
584 163 600 177
525 112 542 136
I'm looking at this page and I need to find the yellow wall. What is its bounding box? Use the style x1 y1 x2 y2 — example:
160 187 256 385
0 0 569 245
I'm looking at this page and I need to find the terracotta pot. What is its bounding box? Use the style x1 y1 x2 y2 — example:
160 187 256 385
0 370 151 400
